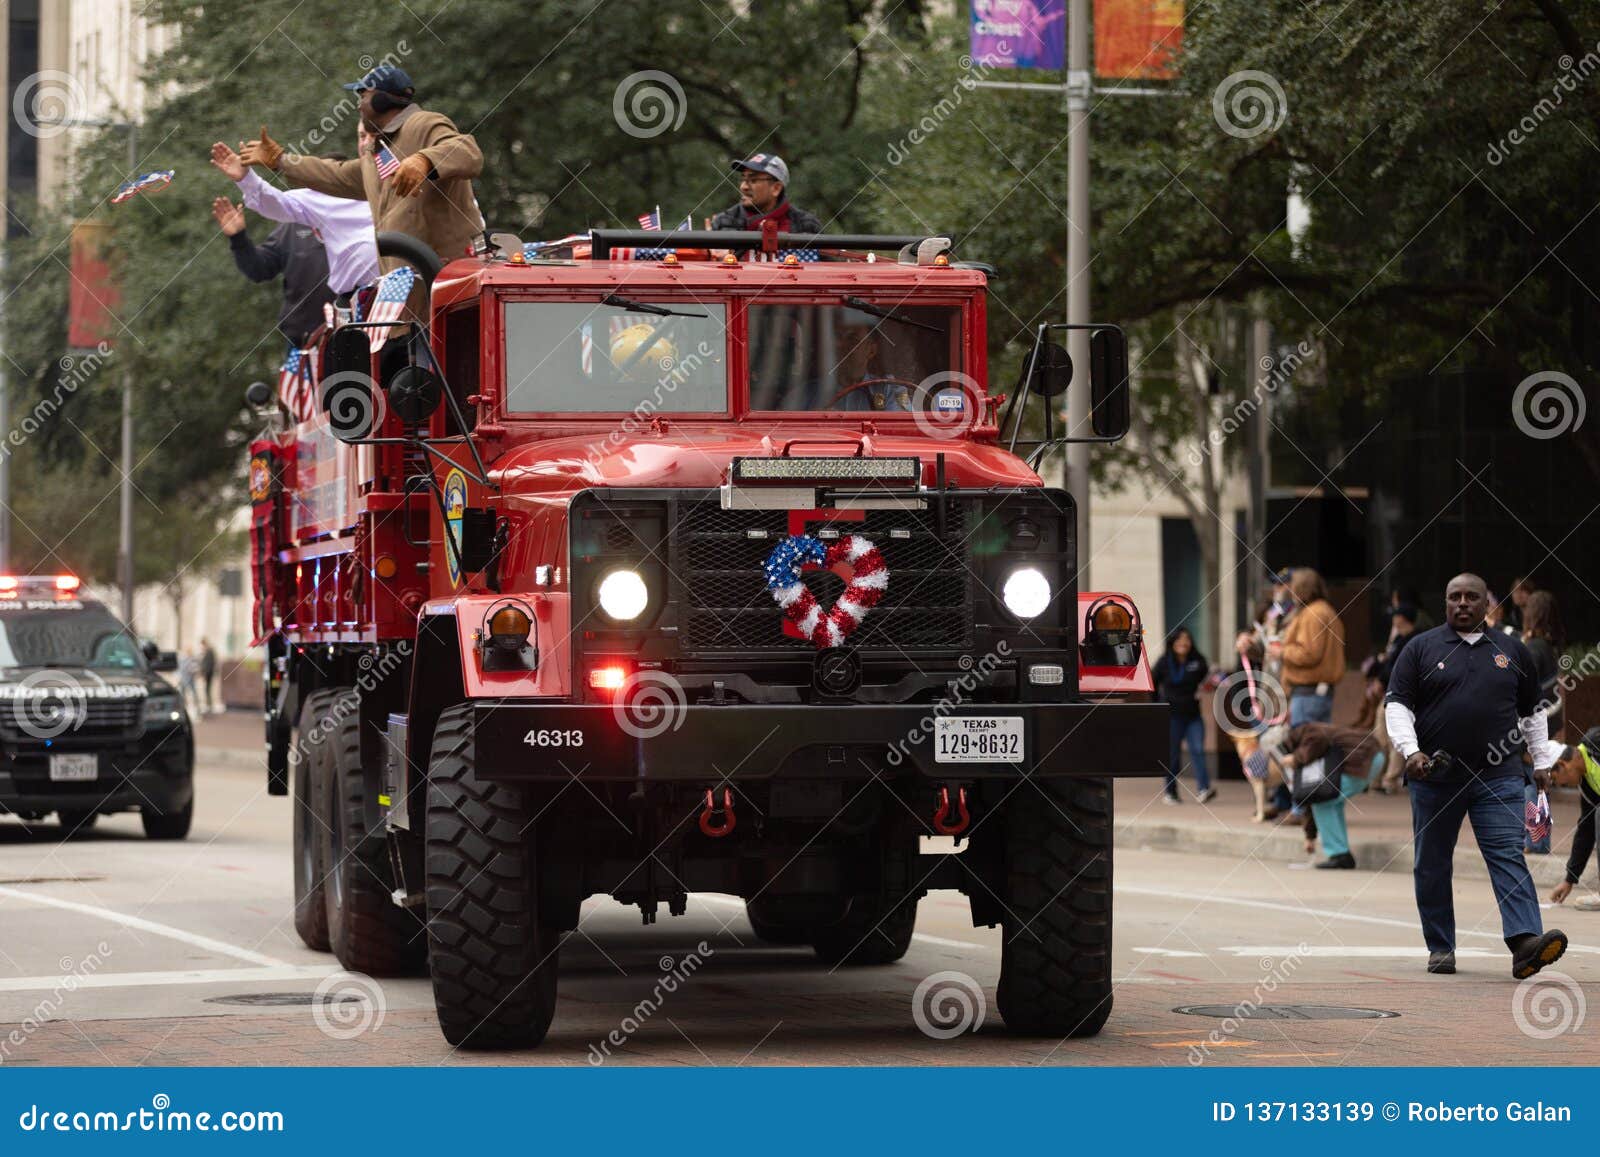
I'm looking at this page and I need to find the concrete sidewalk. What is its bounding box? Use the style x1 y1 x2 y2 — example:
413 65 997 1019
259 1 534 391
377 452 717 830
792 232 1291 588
1116 777 1589 889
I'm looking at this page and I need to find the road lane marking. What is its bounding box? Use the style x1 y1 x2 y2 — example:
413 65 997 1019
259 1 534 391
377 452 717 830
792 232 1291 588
1116 885 1600 955
1132 947 1206 957
1223 945 1499 958
0 964 340 993
0 885 287 967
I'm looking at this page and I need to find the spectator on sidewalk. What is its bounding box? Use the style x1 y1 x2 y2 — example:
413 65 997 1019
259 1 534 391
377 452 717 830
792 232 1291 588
199 639 217 716
1385 572 1567 978
1277 721 1382 869
178 650 202 719
1274 568 1345 727
1485 591 1518 637
1154 626 1214 805
1367 603 1419 793
1507 575 1539 632
1548 728 1600 911
1521 590 1565 738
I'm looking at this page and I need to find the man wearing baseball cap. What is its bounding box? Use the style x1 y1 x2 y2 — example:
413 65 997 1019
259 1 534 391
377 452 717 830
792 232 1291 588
239 63 483 320
1548 727 1600 910
710 153 823 235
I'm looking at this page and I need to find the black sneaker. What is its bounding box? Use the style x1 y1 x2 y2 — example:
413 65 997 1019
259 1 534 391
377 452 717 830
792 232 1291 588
1315 852 1356 870
1427 951 1456 974
1512 930 1568 980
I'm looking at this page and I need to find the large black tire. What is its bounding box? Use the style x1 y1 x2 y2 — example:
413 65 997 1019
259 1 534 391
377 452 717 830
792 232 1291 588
56 809 98 836
141 798 193 840
293 690 334 951
995 776 1114 1037
811 894 918 966
425 703 559 1049
323 688 426 975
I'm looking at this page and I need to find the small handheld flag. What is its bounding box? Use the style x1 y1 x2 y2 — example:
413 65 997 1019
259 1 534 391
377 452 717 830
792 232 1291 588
374 143 400 181
638 206 660 230
277 346 319 423
110 169 174 204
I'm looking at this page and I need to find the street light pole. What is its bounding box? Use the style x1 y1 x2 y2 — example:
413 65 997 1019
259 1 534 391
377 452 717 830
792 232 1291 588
1065 0 1093 586
117 123 137 628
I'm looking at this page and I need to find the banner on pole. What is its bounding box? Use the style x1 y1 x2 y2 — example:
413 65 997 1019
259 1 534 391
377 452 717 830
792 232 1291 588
1094 0 1183 79
969 0 1067 71
67 220 120 350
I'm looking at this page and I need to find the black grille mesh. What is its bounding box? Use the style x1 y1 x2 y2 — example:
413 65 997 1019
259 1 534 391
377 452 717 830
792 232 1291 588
675 502 972 651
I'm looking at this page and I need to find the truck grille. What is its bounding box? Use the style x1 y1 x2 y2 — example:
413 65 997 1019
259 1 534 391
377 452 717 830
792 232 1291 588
674 503 972 652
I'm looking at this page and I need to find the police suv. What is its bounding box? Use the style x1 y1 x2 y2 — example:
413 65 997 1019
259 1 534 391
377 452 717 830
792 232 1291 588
0 575 193 838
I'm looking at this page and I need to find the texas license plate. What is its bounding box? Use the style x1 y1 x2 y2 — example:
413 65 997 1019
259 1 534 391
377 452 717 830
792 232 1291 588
934 717 1024 763
49 753 98 782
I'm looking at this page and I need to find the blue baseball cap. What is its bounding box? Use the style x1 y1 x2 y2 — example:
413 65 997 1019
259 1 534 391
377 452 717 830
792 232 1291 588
343 64 414 95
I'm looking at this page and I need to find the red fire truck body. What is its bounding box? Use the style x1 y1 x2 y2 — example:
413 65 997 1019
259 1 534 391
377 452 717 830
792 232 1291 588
249 229 1167 1049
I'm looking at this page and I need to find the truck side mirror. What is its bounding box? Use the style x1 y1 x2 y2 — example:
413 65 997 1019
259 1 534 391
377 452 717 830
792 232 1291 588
244 380 274 409
325 326 371 381
389 364 443 424
1021 340 1073 399
1089 327 1130 439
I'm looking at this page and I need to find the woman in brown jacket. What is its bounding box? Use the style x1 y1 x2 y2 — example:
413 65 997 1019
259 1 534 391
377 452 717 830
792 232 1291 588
1273 568 1346 729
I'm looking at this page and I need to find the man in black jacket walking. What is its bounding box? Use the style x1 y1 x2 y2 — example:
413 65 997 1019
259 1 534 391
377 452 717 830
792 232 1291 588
211 195 333 347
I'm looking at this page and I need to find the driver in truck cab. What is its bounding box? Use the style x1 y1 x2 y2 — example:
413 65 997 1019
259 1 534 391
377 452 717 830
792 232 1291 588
831 309 913 412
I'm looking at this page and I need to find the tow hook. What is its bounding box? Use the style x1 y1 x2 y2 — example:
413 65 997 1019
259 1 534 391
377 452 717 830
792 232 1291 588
932 785 970 836
699 788 736 837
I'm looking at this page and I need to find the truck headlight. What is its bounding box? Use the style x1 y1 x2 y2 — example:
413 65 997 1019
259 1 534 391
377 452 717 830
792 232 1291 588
142 694 184 727
1002 567 1051 619
597 568 649 621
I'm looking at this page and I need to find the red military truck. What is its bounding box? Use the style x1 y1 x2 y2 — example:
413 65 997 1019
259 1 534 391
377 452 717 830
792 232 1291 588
247 226 1167 1049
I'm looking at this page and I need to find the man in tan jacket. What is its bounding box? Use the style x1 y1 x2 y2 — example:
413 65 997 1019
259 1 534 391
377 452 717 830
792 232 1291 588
1274 567 1346 728
240 65 483 322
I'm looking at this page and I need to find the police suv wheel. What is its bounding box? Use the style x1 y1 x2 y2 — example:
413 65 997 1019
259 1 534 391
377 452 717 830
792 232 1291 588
425 703 559 1049
141 798 193 841
322 688 426 975
995 777 1114 1037
292 690 335 951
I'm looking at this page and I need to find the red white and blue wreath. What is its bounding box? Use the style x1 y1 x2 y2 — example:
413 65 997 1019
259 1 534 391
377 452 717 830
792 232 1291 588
763 534 888 649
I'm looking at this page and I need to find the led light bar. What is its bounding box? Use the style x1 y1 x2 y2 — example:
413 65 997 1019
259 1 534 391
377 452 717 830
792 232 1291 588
731 456 920 486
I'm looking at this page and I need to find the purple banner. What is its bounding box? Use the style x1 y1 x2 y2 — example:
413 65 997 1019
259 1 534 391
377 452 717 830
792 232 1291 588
970 0 1067 70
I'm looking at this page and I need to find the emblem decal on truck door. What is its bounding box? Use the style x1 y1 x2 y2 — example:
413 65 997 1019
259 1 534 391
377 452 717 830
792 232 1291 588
443 468 468 587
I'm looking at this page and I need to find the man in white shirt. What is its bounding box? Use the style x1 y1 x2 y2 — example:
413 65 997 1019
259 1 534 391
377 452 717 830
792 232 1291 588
210 138 379 297
1384 572 1566 979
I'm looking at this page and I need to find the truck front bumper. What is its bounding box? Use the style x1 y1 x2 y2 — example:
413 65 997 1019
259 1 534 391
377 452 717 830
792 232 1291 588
472 700 1168 782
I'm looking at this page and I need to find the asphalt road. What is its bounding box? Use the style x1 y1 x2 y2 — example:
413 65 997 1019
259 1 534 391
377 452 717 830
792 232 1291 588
0 743 1596 1066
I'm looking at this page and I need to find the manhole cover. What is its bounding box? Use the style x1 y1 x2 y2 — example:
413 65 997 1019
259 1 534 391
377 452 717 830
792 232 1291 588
1175 1004 1399 1021
204 992 366 1008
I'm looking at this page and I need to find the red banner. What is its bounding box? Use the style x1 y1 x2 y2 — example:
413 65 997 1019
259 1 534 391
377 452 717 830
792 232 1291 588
67 220 120 349
1094 0 1183 79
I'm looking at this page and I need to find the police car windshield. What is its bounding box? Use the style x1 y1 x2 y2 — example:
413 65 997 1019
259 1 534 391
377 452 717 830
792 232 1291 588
748 302 964 412
0 603 142 670
503 300 728 413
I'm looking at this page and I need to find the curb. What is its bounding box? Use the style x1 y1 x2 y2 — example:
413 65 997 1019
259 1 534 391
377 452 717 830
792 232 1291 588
1115 815 1573 887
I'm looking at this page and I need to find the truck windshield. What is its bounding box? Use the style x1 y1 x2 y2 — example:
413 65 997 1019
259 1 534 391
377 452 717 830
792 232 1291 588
747 301 964 412
504 301 728 413
0 605 142 670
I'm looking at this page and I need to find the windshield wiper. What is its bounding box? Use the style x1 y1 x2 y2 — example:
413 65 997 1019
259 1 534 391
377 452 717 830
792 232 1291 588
601 294 706 319
842 296 942 333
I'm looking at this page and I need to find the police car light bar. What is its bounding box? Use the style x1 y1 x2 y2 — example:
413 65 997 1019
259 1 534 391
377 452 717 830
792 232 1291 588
0 574 81 597
731 457 920 486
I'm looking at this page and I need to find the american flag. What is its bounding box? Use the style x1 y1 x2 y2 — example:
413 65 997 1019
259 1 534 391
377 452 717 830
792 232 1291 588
366 266 416 352
110 169 174 205
375 143 400 180
278 346 318 423
677 214 694 231
751 248 821 263
638 206 660 230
